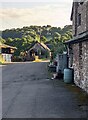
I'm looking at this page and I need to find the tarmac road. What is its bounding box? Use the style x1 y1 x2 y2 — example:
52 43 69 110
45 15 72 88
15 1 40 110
2 62 86 118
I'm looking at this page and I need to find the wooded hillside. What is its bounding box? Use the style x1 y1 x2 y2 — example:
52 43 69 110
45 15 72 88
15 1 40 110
0 25 72 56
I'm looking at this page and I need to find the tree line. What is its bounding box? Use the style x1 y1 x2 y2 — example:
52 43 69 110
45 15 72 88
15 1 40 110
0 25 72 57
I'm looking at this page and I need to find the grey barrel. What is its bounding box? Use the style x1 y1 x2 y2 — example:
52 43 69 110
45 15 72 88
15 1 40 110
64 68 73 83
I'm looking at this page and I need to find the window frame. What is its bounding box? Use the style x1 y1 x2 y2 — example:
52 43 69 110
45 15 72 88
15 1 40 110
77 13 81 27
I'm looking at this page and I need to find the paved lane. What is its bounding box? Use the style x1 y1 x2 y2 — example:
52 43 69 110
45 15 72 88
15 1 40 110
2 62 85 118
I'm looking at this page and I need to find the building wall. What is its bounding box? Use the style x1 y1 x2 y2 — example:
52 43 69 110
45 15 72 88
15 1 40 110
72 41 88 93
72 2 88 36
72 2 78 36
0 54 5 63
86 2 88 31
70 1 88 93
2 54 12 62
77 2 87 34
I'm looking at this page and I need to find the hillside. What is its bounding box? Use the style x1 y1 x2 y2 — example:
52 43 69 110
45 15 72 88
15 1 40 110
0 25 72 56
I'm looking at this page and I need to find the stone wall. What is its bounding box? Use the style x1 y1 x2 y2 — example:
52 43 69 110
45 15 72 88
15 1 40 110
86 2 88 31
77 2 87 35
72 41 88 93
72 2 88 36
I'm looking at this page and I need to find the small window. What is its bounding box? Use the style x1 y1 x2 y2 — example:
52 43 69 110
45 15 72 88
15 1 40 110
80 2 84 5
78 13 81 26
78 2 84 6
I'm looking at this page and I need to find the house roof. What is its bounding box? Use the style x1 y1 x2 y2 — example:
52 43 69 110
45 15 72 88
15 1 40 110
39 42 50 51
45 44 53 49
28 41 50 52
0 42 17 49
70 2 74 21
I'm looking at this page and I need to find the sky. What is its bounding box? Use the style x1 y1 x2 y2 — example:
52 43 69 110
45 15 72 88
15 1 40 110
0 0 73 30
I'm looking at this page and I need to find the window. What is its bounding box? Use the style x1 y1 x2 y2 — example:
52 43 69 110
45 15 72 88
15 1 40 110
78 1 84 6
79 2 84 5
78 13 81 26
2 48 10 54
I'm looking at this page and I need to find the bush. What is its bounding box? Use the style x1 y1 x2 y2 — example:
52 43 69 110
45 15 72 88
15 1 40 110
11 56 23 62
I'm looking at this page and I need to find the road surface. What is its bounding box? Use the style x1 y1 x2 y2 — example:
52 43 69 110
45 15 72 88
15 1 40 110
2 62 86 118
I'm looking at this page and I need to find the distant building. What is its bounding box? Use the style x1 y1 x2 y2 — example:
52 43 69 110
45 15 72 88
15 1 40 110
65 1 88 92
0 42 17 62
27 41 51 61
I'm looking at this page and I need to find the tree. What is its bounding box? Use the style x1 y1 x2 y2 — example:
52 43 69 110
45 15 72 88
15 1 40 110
40 36 47 43
0 37 6 43
1 25 72 57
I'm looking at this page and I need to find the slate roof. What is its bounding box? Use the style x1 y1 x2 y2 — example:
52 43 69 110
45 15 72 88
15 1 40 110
28 41 50 52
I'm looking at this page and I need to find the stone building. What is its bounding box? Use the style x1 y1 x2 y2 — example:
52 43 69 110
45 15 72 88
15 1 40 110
65 1 88 93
